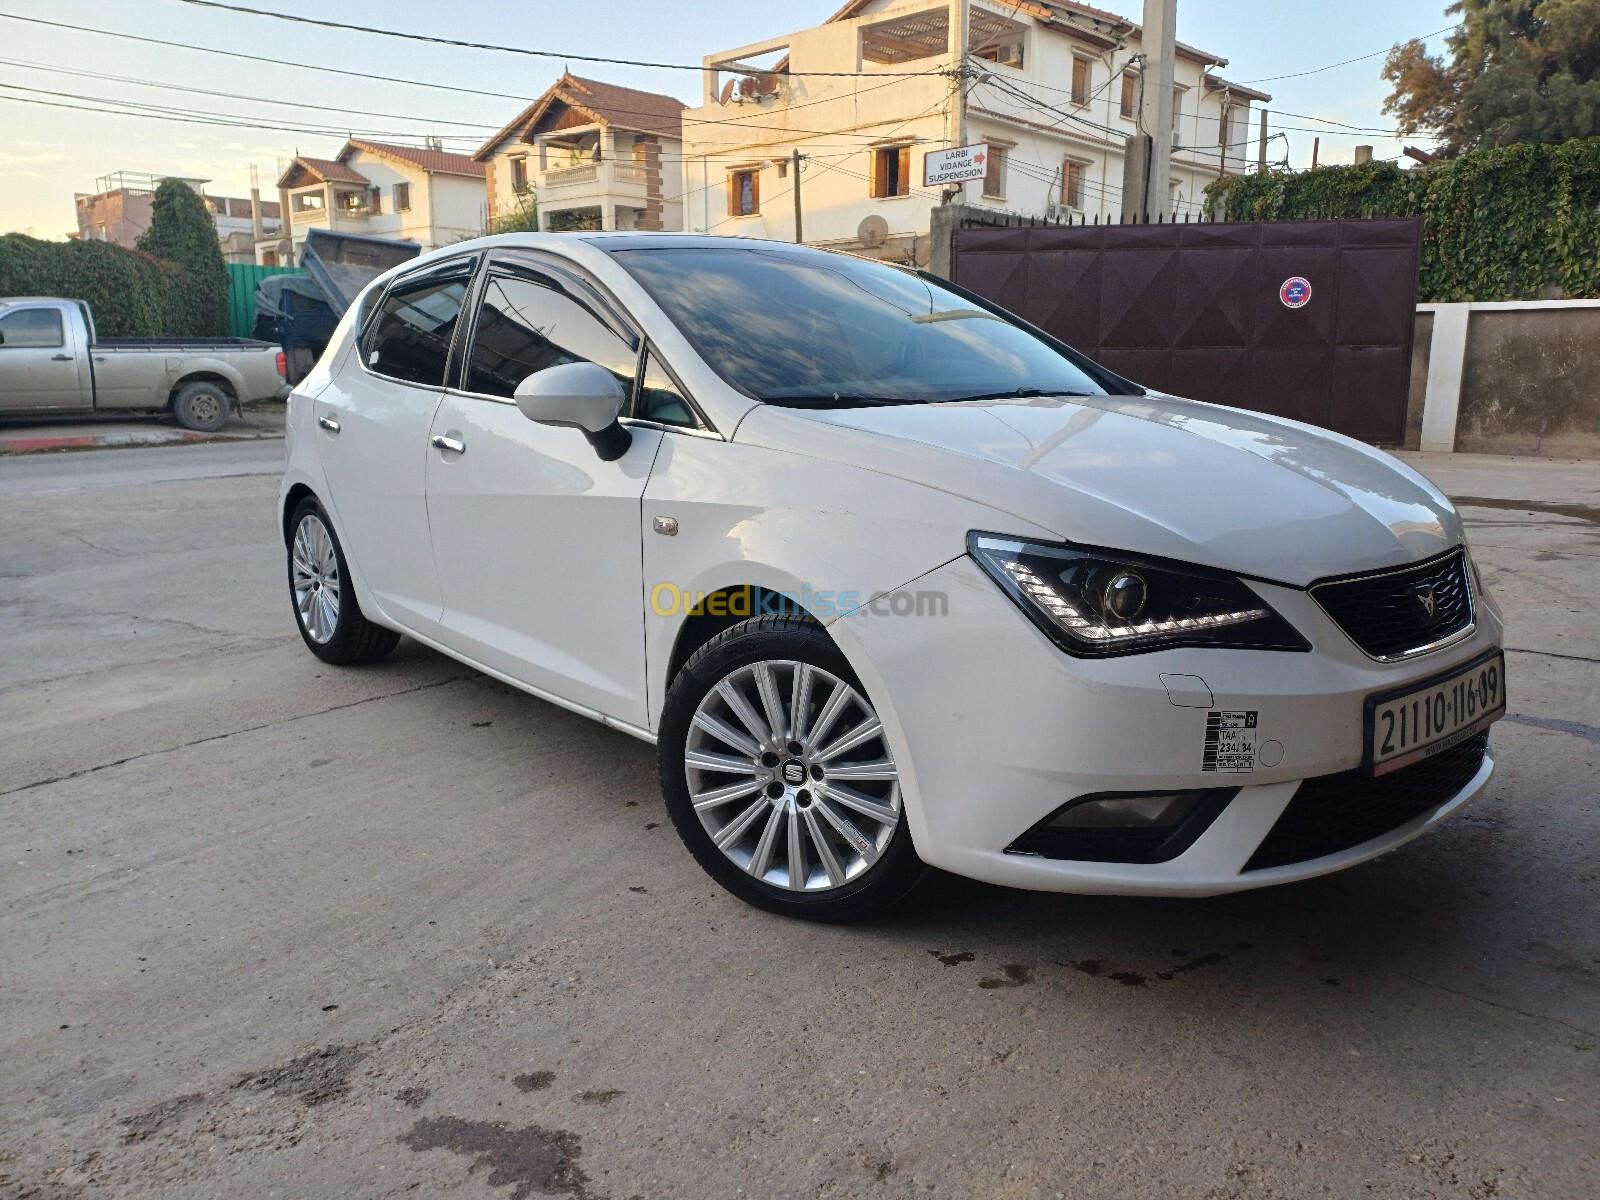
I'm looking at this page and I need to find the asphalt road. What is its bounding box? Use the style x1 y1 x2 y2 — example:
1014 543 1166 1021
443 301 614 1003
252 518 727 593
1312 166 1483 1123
2 443 1597 1199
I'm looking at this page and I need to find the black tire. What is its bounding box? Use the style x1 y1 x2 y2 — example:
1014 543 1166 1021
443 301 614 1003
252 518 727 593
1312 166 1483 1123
286 497 399 665
658 614 926 921
172 381 232 432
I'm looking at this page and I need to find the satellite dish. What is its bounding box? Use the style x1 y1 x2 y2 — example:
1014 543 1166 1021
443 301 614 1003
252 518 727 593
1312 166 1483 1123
755 73 780 96
718 79 736 106
857 214 889 248
738 76 758 99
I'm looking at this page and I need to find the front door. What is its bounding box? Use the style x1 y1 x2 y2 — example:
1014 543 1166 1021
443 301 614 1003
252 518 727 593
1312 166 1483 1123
0 307 89 411
425 260 661 729
314 256 477 637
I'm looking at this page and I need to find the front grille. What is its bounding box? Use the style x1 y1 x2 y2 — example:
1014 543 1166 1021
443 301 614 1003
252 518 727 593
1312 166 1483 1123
1243 732 1489 872
1311 549 1474 659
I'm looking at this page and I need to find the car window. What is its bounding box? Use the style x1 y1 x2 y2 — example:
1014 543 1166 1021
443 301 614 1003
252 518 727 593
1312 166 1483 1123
615 246 1111 406
463 272 638 400
0 308 64 349
636 349 698 428
364 268 472 388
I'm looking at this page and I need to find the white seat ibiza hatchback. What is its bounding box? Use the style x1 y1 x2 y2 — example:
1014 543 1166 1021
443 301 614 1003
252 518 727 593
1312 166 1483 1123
280 233 1505 920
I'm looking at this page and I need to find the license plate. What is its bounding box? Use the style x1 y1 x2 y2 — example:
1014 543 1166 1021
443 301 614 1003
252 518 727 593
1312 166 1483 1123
1365 649 1506 776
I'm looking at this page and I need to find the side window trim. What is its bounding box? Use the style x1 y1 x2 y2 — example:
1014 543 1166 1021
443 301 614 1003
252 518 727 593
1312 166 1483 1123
358 254 481 385
454 263 640 404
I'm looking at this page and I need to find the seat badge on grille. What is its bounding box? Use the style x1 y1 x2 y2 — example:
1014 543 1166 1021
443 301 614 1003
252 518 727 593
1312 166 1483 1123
1414 583 1439 621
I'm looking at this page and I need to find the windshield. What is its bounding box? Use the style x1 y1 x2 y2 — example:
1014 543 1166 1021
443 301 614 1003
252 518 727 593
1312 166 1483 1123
613 246 1114 406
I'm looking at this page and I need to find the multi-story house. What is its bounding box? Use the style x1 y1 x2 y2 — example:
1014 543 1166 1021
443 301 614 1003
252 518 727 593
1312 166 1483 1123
474 74 687 233
270 140 488 263
74 172 282 264
680 0 1269 264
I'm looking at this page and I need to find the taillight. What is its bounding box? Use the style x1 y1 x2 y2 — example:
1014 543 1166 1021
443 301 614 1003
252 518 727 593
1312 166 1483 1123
275 351 288 379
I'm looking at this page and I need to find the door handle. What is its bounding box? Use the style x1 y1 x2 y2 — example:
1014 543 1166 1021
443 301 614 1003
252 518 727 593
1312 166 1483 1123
51 354 73 362
430 434 466 454
317 415 341 433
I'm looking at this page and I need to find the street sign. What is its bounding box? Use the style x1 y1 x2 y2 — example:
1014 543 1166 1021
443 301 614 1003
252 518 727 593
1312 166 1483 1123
1279 276 1312 308
923 143 990 187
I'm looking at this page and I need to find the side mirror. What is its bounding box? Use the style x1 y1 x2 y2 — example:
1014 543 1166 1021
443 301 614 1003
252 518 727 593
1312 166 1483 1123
513 361 633 462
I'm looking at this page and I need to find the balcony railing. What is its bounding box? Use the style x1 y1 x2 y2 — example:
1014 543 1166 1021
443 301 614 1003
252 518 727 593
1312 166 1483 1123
612 162 648 185
544 163 598 187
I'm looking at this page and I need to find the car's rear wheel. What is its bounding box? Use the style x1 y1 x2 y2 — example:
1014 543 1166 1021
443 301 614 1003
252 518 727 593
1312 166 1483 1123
172 381 231 432
659 615 925 921
287 497 399 665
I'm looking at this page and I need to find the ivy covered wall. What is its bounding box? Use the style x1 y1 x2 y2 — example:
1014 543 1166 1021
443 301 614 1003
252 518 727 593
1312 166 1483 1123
1206 138 1600 303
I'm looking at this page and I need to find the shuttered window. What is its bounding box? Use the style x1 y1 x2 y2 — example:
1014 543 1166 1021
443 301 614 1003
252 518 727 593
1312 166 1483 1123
729 169 759 216
869 145 911 198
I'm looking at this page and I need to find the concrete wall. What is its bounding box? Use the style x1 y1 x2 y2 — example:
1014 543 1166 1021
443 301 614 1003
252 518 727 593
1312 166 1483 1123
1407 301 1600 458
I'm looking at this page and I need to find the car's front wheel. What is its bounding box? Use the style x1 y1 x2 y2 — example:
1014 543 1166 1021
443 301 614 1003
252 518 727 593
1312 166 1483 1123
287 497 399 665
658 615 925 921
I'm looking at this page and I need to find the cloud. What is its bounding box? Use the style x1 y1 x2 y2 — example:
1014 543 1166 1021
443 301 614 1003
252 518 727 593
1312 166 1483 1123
0 151 70 167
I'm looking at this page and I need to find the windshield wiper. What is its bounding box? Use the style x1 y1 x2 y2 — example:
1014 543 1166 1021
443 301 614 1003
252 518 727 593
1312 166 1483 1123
761 393 925 409
942 387 1097 403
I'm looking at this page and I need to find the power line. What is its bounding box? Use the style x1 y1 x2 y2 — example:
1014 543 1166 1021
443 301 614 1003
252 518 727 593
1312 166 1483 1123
1236 22 1462 84
175 0 953 78
0 57 502 131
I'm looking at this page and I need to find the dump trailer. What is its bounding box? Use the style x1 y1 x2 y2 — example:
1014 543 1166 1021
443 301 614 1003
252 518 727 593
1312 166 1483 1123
255 229 420 383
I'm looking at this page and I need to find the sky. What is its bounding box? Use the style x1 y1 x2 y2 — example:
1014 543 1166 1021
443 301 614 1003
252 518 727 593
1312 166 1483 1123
0 0 1458 237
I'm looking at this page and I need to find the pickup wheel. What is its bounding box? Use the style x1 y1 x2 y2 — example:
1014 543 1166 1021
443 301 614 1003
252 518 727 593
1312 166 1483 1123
172 381 232 432
287 498 400 665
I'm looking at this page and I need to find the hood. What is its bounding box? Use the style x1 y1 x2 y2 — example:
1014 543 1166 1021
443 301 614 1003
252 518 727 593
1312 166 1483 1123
734 393 1463 587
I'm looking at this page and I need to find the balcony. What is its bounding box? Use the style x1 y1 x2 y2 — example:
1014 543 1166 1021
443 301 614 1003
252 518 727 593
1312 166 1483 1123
544 163 599 188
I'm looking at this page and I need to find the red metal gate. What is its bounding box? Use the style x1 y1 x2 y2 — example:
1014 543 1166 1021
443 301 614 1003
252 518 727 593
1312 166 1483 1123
949 217 1422 444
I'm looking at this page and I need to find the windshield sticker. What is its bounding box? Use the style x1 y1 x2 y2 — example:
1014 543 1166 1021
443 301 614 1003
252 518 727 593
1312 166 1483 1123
1202 710 1258 773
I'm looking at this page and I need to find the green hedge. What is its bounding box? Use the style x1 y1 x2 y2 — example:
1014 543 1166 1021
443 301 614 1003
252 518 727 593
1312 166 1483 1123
0 233 178 336
1205 138 1600 302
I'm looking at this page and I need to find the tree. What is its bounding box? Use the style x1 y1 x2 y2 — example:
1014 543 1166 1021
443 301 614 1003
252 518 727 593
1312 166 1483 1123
1383 0 1600 154
491 193 540 234
136 178 230 335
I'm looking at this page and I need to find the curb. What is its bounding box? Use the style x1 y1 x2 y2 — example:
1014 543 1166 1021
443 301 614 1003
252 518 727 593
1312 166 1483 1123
0 429 283 456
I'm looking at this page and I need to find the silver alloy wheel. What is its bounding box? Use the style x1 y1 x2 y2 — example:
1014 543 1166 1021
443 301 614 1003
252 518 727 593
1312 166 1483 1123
291 513 341 644
685 660 900 892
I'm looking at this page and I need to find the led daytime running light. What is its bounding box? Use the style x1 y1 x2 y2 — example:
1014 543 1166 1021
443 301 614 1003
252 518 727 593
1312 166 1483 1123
998 557 1268 642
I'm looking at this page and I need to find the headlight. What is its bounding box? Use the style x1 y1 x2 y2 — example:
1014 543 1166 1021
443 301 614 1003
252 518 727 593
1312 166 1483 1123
969 533 1309 657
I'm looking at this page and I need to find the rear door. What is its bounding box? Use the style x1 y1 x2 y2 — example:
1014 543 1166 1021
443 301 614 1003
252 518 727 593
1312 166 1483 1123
424 254 662 728
314 255 477 638
0 306 90 410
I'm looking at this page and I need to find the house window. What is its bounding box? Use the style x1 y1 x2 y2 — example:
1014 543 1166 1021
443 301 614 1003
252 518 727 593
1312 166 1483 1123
393 182 411 212
1062 159 1086 210
510 157 529 194
870 145 911 198
729 169 759 216
338 190 366 213
1120 71 1137 119
369 187 382 215
1071 57 1091 106
982 146 1006 199
1172 87 1186 146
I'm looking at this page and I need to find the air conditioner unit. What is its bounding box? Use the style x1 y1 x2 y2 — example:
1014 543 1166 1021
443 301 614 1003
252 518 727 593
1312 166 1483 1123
1045 202 1081 222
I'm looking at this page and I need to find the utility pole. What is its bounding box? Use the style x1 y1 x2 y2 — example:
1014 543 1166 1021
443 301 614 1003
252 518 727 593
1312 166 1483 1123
1257 108 1268 173
948 0 970 203
1311 137 1320 170
1121 0 1176 220
792 149 804 243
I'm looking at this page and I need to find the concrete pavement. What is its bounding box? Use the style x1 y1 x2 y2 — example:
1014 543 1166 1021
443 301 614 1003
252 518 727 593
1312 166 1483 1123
0 401 285 457
1 443 1596 1199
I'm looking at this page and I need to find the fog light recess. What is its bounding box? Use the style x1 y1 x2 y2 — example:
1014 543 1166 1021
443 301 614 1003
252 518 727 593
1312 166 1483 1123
1005 788 1239 863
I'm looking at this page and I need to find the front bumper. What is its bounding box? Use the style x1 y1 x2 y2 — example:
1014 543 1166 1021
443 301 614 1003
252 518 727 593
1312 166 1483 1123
835 555 1502 896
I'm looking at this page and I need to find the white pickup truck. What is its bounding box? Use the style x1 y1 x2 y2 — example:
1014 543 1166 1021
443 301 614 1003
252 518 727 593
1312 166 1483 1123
0 297 290 432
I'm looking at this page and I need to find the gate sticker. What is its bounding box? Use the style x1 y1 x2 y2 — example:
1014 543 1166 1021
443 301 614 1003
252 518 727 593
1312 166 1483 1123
1202 710 1258 773
1279 276 1312 308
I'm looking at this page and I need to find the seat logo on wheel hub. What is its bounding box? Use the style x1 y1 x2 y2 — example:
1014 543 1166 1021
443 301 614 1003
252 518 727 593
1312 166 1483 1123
782 760 805 785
